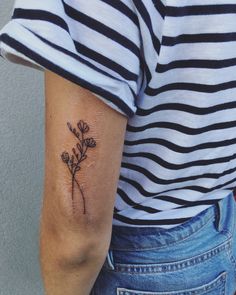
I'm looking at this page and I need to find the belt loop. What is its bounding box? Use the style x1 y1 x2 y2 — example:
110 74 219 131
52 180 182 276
214 201 222 232
106 249 115 270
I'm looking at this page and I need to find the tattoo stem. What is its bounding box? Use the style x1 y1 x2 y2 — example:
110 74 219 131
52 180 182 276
66 165 86 214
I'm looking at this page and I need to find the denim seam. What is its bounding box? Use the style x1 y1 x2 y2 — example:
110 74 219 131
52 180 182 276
226 243 236 279
220 228 233 240
226 198 236 280
232 198 236 279
110 211 216 251
116 273 227 295
104 239 231 274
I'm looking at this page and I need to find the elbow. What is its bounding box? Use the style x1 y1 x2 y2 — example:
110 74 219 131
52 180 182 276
40 186 113 269
40 210 111 270
58 218 111 266
55 238 102 270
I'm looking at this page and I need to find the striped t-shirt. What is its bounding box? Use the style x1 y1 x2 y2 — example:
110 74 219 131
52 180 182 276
1 0 236 229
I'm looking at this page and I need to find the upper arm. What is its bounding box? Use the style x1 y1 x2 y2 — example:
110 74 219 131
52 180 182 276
41 69 128 239
0 0 143 264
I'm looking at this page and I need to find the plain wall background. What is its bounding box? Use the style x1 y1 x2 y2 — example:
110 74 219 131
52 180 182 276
0 1 45 294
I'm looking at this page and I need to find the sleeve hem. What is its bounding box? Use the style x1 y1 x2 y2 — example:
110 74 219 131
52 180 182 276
0 19 137 119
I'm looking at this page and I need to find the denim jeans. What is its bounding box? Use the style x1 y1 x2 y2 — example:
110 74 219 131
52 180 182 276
91 191 236 295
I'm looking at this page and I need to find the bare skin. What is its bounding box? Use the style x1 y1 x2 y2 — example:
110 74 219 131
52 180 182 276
39 70 128 295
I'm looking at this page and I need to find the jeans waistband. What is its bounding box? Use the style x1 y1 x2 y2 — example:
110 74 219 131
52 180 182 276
109 191 234 251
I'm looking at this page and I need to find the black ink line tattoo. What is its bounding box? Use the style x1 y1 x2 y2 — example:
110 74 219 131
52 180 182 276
60 120 96 214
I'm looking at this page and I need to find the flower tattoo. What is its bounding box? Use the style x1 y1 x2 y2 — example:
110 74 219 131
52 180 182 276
61 120 96 214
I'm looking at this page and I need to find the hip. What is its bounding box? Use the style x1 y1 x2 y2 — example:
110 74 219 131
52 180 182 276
91 191 236 295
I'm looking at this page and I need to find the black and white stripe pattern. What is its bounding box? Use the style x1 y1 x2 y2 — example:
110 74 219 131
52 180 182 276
1 0 236 228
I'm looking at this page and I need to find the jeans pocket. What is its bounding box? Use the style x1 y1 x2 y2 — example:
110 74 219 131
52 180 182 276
116 271 227 295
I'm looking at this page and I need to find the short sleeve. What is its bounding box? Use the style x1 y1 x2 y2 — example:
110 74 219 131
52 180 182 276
0 0 144 118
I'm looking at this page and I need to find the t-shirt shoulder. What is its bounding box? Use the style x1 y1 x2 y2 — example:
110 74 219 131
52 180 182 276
0 0 144 119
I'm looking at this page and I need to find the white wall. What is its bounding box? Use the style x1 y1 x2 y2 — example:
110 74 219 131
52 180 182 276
0 1 45 294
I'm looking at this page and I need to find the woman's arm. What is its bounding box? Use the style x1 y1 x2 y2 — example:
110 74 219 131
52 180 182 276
39 70 128 295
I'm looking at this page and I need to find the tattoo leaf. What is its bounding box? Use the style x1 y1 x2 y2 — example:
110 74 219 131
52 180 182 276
67 122 73 132
76 143 83 153
61 151 70 163
72 148 79 159
81 155 87 161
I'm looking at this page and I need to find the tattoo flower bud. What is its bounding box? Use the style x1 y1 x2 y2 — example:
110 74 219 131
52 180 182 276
61 151 70 163
77 120 89 133
84 137 96 148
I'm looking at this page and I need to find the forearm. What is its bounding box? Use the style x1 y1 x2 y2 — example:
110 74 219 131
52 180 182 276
40 250 105 295
39 224 108 295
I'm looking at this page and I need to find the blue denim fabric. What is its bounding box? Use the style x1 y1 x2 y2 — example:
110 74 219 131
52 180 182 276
90 191 236 295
